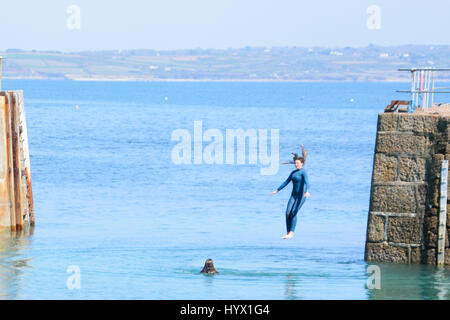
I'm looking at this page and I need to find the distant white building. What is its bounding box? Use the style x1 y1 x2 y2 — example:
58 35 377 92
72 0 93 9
379 53 389 58
329 50 343 56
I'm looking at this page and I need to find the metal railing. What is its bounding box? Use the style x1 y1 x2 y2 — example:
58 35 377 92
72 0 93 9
397 68 450 113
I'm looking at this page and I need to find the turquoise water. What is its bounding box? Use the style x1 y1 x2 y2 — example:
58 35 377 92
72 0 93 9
0 80 449 299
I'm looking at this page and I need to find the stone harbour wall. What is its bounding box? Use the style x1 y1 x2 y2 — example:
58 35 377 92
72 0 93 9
365 112 450 266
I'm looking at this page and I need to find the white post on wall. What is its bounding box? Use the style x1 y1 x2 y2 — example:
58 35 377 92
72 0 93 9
438 160 448 266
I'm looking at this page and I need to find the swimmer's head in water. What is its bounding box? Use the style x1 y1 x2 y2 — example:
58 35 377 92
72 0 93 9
200 258 219 274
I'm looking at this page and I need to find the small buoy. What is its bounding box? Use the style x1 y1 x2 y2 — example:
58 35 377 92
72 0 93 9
200 259 219 274
75 105 79 109
164 97 168 101
350 98 354 102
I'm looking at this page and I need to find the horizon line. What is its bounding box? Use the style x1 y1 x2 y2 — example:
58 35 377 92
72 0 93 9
1 43 449 54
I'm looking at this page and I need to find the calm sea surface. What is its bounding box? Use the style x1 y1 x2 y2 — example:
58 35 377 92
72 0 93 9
0 80 449 299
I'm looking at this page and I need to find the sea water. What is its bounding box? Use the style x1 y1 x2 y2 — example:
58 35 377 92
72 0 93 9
0 80 449 299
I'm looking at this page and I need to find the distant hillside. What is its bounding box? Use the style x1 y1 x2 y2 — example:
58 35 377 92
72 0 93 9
1 45 450 81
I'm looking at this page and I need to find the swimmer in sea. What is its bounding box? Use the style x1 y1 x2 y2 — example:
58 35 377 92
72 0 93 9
270 144 310 239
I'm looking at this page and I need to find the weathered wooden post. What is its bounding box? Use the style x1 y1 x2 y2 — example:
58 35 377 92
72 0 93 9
0 95 10 228
4 93 17 230
0 62 34 231
17 92 34 225
11 93 24 230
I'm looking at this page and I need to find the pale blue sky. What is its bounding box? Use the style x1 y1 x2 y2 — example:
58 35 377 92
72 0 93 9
0 0 449 51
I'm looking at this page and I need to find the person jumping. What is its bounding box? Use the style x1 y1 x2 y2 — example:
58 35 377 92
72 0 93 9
270 144 310 239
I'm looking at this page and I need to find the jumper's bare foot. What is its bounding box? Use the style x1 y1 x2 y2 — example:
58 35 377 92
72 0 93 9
285 231 294 239
282 232 294 239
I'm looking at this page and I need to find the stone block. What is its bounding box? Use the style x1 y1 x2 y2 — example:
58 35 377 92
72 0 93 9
428 159 442 180
446 249 450 266
425 207 438 217
371 185 418 213
387 216 421 244
425 231 437 248
424 215 437 249
424 249 436 265
367 214 385 242
446 127 450 140
397 114 439 134
446 173 450 198
410 247 422 264
425 216 450 248
424 215 438 234
378 113 398 132
376 133 431 155
373 154 397 182
365 242 408 264
443 227 450 248
446 144 450 155
441 116 450 126
415 183 427 213
447 228 450 248
436 142 447 154
428 180 440 208
448 179 450 199
399 157 426 182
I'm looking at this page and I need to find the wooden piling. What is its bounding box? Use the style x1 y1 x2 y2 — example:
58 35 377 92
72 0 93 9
4 93 16 231
0 91 34 230
0 96 11 228
17 91 34 225
15 92 28 226
12 93 28 230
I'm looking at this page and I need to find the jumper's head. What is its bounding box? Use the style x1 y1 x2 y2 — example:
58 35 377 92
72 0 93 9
292 144 307 169
293 156 304 170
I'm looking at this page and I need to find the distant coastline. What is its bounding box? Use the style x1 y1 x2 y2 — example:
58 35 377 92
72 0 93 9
3 76 412 82
2 45 449 82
